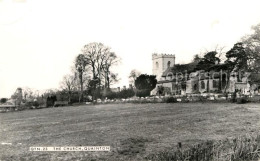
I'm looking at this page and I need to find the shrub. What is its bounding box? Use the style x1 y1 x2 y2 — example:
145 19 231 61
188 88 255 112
32 101 39 107
119 89 135 99
24 102 33 108
105 91 119 100
37 98 46 107
72 102 88 106
102 89 136 100
163 97 177 103
237 97 248 104
22 101 40 109
0 98 7 104
136 89 150 97
249 95 260 102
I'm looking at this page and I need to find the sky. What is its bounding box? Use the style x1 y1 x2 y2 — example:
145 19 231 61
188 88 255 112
0 0 260 98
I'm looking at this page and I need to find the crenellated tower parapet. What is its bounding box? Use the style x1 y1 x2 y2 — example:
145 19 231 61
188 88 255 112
152 53 175 80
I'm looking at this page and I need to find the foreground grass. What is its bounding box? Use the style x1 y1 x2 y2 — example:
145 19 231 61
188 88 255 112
148 134 260 161
0 103 260 160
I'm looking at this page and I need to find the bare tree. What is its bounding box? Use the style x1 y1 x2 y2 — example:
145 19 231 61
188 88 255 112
81 43 108 81
43 88 58 96
203 45 226 63
241 23 260 72
75 54 88 102
74 70 90 102
22 87 33 101
129 69 141 86
214 45 226 63
80 42 120 89
59 74 76 103
102 52 121 89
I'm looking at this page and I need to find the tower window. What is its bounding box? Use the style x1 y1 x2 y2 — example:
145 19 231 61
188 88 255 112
193 84 197 90
167 61 171 68
156 62 159 69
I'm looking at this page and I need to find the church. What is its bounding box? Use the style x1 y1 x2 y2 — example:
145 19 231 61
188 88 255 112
150 53 259 96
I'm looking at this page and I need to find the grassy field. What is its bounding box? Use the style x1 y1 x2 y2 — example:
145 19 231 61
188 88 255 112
0 103 260 160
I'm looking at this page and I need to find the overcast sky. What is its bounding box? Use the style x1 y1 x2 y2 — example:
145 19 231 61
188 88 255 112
0 0 260 97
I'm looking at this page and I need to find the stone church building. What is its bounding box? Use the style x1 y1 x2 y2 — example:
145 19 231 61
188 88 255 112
151 53 259 96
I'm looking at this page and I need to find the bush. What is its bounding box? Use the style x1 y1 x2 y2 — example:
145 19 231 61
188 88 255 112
119 89 135 99
104 89 135 100
105 91 118 100
24 102 33 108
249 95 260 102
32 101 39 107
237 97 248 104
163 97 177 103
37 98 46 107
0 98 7 104
136 89 150 97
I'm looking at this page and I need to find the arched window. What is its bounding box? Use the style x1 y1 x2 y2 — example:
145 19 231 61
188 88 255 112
156 62 159 69
193 84 197 91
201 81 205 89
167 61 171 68
213 80 218 88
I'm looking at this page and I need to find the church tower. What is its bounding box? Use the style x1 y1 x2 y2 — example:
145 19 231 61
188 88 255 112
152 53 175 80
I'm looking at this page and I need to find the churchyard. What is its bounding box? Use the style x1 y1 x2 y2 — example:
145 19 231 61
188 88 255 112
1 102 260 160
